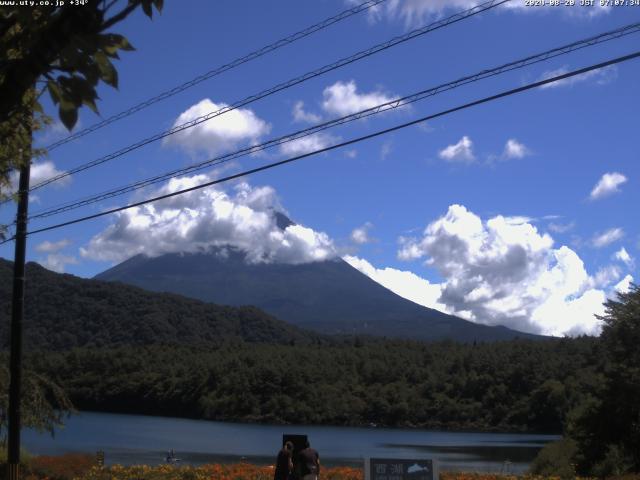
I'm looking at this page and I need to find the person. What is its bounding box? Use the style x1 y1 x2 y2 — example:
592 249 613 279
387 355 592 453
298 440 320 480
274 441 294 480
165 449 177 463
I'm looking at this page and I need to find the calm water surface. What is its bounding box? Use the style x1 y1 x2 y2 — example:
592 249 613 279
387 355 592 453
23 412 559 473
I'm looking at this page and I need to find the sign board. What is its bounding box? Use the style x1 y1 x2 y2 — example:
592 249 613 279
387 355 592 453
96 451 105 467
365 458 438 480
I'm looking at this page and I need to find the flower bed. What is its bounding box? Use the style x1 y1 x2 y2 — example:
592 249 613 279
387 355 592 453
19 455 640 480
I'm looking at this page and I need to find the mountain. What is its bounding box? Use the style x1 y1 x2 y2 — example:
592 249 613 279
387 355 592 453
0 258 322 350
95 248 540 342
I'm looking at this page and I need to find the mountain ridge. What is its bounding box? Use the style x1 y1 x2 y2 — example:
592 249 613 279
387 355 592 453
95 248 541 342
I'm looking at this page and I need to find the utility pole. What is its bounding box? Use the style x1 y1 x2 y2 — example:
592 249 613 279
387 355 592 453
7 134 31 480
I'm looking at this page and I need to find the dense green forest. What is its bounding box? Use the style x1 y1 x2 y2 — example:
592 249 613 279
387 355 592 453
22 337 602 433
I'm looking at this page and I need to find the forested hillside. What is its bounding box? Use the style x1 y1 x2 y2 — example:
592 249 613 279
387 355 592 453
24 337 602 433
0 259 322 349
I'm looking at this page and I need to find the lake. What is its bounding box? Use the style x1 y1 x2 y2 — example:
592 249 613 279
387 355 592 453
23 411 559 474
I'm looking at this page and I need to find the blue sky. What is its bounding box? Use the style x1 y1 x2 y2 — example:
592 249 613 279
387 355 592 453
1 0 639 336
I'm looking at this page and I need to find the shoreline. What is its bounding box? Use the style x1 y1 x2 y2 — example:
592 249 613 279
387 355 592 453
70 409 562 437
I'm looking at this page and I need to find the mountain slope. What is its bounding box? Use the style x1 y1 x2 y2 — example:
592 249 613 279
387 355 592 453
0 258 321 350
95 249 540 342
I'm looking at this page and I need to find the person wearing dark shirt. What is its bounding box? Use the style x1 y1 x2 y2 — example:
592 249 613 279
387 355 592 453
298 440 320 480
274 441 294 480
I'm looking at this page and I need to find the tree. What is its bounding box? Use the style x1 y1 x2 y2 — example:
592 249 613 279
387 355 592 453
0 359 74 448
570 284 640 475
0 0 164 199
0 0 164 468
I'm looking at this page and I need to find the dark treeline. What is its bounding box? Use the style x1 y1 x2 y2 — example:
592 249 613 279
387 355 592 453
26 336 602 433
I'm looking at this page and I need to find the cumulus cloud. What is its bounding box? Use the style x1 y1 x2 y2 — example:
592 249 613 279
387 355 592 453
614 274 634 295
36 238 77 273
344 255 448 312
503 139 530 159
538 65 617 90
397 204 610 336
279 132 337 156
7 161 71 192
163 99 270 155
590 172 627 200
592 228 624 248
80 177 336 265
614 247 634 269
292 101 321 124
351 222 373 244
438 136 475 163
35 239 71 253
2 161 72 203
322 80 398 116
40 254 78 273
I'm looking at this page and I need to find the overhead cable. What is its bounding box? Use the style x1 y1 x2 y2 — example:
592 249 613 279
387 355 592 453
4 49 635 242
27 0 510 193
43 0 391 151
26 21 640 221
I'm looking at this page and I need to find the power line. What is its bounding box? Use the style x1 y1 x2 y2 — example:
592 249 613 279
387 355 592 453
26 0 509 193
2 49 634 243
43 0 390 152
25 21 640 221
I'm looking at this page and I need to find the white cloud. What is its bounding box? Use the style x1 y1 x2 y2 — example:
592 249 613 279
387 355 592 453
548 222 575 234
344 255 448 312
80 177 336 265
590 172 627 200
614 274 634 295
322 80 398 116
344 149 358 159
34 118 83 145
380 141 393 160
279 132 337 156
438 136 475 163
355 0 608 27
2 161 72 203
351 222 373 244
591 265 621 289
292 101 321 124
40 254 78 273
503 215 534 225
397 204 610 336
163 99 270 155
7 160 71 192
614 247 634 269
503 139 530 159
538 65 617 90
592 228 624 248
505 0 609 17
35 239 71 253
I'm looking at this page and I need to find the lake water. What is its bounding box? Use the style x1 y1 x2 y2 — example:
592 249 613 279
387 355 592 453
23 412 559 474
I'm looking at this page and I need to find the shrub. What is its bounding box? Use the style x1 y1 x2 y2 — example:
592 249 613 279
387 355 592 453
529 438 578 479
591 445 636 478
